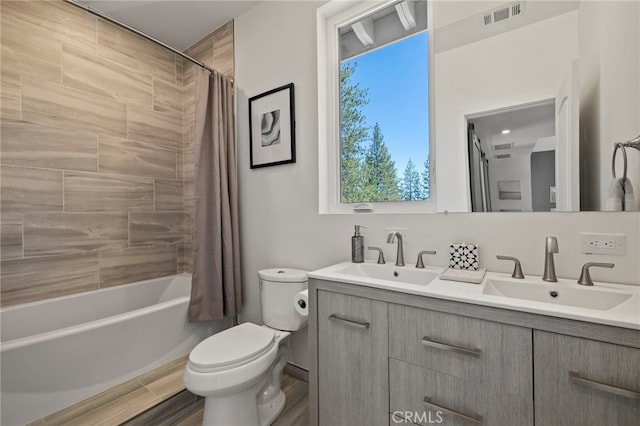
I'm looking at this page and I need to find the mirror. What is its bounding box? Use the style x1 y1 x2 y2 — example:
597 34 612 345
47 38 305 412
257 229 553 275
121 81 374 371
432 0 640 212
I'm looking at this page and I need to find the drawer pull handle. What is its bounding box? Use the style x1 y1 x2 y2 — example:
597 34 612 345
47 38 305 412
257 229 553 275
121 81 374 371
328 314 369 330
569 371 640 400
423 397 483 425
421 337 481 358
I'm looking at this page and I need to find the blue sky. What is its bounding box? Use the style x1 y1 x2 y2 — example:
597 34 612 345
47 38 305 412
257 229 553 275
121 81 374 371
343 32 429 175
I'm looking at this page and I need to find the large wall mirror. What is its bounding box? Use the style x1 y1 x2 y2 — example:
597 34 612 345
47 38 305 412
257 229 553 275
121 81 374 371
432 0 640 212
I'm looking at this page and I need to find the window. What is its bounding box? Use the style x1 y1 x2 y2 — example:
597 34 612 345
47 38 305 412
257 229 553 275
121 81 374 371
318 0 434 213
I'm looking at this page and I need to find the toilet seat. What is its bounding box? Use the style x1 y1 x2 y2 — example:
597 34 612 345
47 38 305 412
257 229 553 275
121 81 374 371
188 323 275 373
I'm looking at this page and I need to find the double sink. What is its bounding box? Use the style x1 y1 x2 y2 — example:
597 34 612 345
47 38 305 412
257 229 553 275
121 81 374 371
308 261 640 329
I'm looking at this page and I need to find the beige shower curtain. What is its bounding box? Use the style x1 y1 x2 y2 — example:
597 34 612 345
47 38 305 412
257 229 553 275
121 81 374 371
189 68 241 321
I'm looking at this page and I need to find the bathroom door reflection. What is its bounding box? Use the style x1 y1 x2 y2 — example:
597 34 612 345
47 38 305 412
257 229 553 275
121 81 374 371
467 100 556 212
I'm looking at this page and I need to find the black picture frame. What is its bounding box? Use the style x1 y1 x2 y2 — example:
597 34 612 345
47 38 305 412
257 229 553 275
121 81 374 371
248 83 296 169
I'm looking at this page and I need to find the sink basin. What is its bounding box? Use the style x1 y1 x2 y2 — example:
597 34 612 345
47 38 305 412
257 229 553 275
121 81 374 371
332 262 440 286
482 279 634 311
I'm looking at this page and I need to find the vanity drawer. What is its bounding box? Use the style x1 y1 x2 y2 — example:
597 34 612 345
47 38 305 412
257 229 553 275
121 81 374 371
534 331 640 426
389 358 533 426
389 303 532 397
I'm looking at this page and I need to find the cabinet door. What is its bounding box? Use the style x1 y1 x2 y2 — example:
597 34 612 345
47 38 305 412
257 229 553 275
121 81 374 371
317 290 388 426
534 331 640 426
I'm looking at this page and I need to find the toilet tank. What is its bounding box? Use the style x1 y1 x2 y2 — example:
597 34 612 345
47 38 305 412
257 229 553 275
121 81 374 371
258 268 308 331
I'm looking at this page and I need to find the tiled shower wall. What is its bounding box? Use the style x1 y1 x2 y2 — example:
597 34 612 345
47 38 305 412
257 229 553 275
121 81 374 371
0 0 234 306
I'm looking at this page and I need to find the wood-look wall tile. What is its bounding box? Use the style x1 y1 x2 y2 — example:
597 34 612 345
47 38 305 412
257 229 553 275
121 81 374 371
175 57 183 85
1 0 97 54
24 212 128 257
183 178 195 212
99 245 177 288
1 45 62 85
0 165 63 212
212 21 235 78
97 20 175 83
62 46 153 107
65 171 154 212
178 243 193 275
183 212 194 243
1 16 63 83
184 33 214 71
0 68 21 119
182 65 195 100
127 104 182 149
183 145 195 181
1 213 22 260
22 79 127 137
153 78 182 116
155 179 184 211
177 150 184 180
98 136 177 179
0 253 99 307
1 119 98 171
130 212 184 246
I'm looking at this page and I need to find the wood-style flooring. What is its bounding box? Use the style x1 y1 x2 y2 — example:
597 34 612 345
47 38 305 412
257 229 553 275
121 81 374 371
127 374 310 426
29 356 189 425
30 353 309 426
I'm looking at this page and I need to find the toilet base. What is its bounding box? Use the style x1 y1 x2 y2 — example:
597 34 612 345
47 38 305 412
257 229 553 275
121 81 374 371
257 390 286 426
200 386 285 426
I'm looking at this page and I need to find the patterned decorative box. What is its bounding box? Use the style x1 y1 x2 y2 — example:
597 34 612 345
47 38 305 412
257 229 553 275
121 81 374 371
449 243 479 271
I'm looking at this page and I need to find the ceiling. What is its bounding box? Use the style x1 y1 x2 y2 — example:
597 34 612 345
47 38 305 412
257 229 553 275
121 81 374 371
79 0 261 51
469 101 555 155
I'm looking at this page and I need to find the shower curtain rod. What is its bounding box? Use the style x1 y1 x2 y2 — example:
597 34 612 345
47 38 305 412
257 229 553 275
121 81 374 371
64 0 222 77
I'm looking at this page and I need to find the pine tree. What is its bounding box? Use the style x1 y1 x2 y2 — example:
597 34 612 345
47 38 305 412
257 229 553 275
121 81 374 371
339 62 369 203
421 158 431 200
401 159 422 200
363 123 400 201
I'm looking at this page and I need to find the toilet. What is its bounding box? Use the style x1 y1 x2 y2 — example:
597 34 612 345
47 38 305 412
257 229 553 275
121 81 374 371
183 268 308 426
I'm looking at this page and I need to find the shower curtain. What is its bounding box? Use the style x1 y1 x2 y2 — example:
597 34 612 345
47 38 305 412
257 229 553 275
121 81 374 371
189 68 241 321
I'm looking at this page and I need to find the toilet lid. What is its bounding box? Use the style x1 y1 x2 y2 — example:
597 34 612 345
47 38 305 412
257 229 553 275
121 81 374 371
189 323 275 370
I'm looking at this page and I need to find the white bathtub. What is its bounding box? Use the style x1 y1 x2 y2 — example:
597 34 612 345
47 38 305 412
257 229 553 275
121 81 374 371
0 273 226 425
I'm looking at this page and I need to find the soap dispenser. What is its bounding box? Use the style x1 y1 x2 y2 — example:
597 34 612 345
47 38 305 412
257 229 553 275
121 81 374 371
351 225 365 263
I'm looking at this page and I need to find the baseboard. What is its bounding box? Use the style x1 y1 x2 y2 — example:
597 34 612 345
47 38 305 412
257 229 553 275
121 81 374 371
284 362 309 383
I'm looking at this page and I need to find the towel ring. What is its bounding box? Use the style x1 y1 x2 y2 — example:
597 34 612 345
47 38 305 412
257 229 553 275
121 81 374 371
612 143 628 180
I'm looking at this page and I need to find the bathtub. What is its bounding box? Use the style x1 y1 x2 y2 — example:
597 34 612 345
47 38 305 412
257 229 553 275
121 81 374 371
0 273 226 425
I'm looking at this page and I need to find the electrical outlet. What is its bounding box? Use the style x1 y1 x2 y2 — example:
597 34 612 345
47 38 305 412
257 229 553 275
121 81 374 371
385 227 408 244
580 233 626 255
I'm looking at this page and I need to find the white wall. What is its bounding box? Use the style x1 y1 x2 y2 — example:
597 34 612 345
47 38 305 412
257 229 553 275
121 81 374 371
435 11 578 212
579 1 640 211
235 1 640 370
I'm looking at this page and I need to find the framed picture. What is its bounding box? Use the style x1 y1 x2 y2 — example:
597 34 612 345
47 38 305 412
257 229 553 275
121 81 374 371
249 83 296 169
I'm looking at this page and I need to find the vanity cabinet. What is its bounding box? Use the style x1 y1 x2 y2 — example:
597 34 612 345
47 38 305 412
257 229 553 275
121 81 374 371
388 304 533 425
316 290 389 426
534 331 640 426
309 279 640 426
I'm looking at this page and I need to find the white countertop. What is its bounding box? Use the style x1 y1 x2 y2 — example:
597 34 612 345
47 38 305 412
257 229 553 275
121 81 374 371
308 261 640 330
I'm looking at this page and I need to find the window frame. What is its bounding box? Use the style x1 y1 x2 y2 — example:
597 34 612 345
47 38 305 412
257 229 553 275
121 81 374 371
318 0 436 214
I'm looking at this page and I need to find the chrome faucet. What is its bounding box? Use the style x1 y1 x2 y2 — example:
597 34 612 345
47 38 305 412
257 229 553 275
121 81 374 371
386 232 405 266
368 246 386 264
542 236 559 282
496 255 525 279
416 250 437 268
577 262 614 286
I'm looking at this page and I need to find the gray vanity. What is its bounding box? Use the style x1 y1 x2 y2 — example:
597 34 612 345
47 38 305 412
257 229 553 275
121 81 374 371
307 264 640 426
